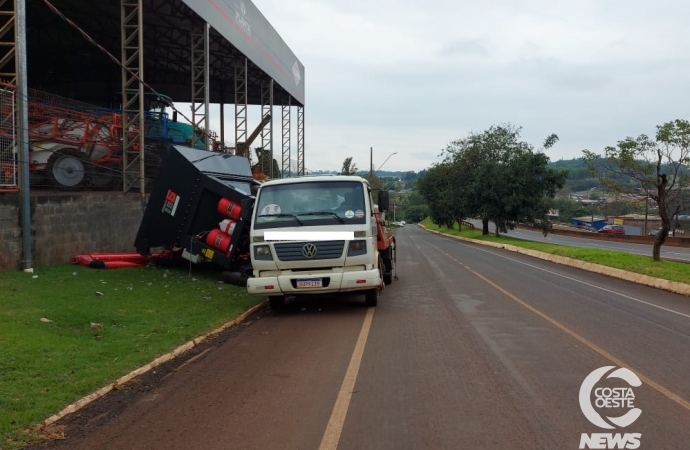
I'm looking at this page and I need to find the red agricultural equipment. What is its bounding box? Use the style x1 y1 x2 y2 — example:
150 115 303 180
26 105 131 189
0 89 217 190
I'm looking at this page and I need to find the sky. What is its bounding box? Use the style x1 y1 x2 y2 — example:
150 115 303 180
210 0 690 173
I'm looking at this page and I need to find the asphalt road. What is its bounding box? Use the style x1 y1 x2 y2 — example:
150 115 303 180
36 226 690 449
472 220 690 262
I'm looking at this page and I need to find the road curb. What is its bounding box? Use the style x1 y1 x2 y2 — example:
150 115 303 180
43 302 266 427
418 224 690 297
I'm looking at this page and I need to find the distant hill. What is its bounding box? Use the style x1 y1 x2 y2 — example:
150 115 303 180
308 169 421 180
548 158 599 192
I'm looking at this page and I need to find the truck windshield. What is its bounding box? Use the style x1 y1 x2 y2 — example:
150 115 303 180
254 180 367 229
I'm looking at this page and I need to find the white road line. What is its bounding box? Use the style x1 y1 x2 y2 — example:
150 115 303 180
319 307 375 450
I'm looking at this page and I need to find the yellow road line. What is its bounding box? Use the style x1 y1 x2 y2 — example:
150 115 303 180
431 243 690 412
319 307 375 450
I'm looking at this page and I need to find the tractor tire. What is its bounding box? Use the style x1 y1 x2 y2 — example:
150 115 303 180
89 162 120 190
46 149 87 190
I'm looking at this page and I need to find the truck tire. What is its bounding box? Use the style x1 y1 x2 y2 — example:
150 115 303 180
383 247 395 285
222 271 249 287
268 296 286 310
365 256 384 307
364 289 378 307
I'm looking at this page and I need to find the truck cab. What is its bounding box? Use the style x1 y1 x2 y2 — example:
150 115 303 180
247 175 394 308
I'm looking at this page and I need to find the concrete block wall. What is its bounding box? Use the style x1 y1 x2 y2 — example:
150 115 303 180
0 192 146 271
0 195 21 271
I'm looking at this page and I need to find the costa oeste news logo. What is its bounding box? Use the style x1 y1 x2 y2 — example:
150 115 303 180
579 366 642 449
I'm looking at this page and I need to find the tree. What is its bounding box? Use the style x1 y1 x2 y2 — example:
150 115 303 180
439 125 566 236
341 157 358 175
418 161 466 229
583 119 690 261
404 204 429 223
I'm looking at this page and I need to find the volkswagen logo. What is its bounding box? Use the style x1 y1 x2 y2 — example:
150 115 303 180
302 243 318 259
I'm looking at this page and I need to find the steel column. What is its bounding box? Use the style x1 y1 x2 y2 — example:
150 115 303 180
234 58 248 160
281 98 291 178
297 105 304 176
260 78 273 177
17 0 31 269
120 0 145 197
190 23 209 149
0 0 16 86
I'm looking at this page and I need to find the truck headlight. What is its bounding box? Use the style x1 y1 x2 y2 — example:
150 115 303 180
347 240 367 256
254 245 273 260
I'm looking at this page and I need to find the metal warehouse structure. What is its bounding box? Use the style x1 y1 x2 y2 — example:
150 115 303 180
0 0 306 192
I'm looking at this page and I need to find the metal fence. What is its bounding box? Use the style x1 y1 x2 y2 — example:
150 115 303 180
1 88 183 192
0 88 17 190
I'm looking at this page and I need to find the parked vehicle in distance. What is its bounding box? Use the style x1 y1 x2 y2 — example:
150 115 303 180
598 225 625 235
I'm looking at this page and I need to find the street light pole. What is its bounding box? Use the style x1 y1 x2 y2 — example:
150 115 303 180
375 152 398 174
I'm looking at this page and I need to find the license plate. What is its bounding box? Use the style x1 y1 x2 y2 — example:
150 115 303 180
296 278 322 288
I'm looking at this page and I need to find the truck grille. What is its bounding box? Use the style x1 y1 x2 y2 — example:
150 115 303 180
274 240 345 261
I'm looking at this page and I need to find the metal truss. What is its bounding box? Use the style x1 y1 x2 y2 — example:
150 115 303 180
260 78 273 177
120 0 145 195
234 58 248 160
190 23 209 149
282 98 291 178
296 106 304 176
0 0 16 87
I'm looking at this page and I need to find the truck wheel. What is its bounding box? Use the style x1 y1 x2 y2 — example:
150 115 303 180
365 256 384 307
364 289 378 307
222 271 248 287
268 296 286 310
47 149 87 190
382 248 393 285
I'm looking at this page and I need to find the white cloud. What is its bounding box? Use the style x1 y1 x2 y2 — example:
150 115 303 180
208 0 690 172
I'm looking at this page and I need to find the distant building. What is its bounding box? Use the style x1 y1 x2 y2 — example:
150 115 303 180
571 216 607 231
610 214 662 235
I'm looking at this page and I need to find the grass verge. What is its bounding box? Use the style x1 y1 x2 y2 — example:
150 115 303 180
0 263 263 449
420 218 690 284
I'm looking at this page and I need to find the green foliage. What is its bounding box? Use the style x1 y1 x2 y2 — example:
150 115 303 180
583 119 690 260
341 157 358 175
418 161 464 228
420 124 567 235
403 204 429 223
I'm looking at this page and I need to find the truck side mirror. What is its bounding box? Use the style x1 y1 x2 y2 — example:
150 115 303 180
172 111 178 122
378 190 390 212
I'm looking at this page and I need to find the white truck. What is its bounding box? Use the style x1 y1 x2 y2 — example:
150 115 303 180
246 175 396 309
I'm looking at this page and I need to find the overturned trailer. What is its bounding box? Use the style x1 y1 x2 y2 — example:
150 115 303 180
134 145 259 274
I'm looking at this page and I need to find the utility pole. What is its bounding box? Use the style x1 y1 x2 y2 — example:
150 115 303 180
642 194 649 236
370 146 373 179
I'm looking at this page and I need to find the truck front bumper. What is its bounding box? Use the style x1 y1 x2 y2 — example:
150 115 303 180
247 268 381 296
